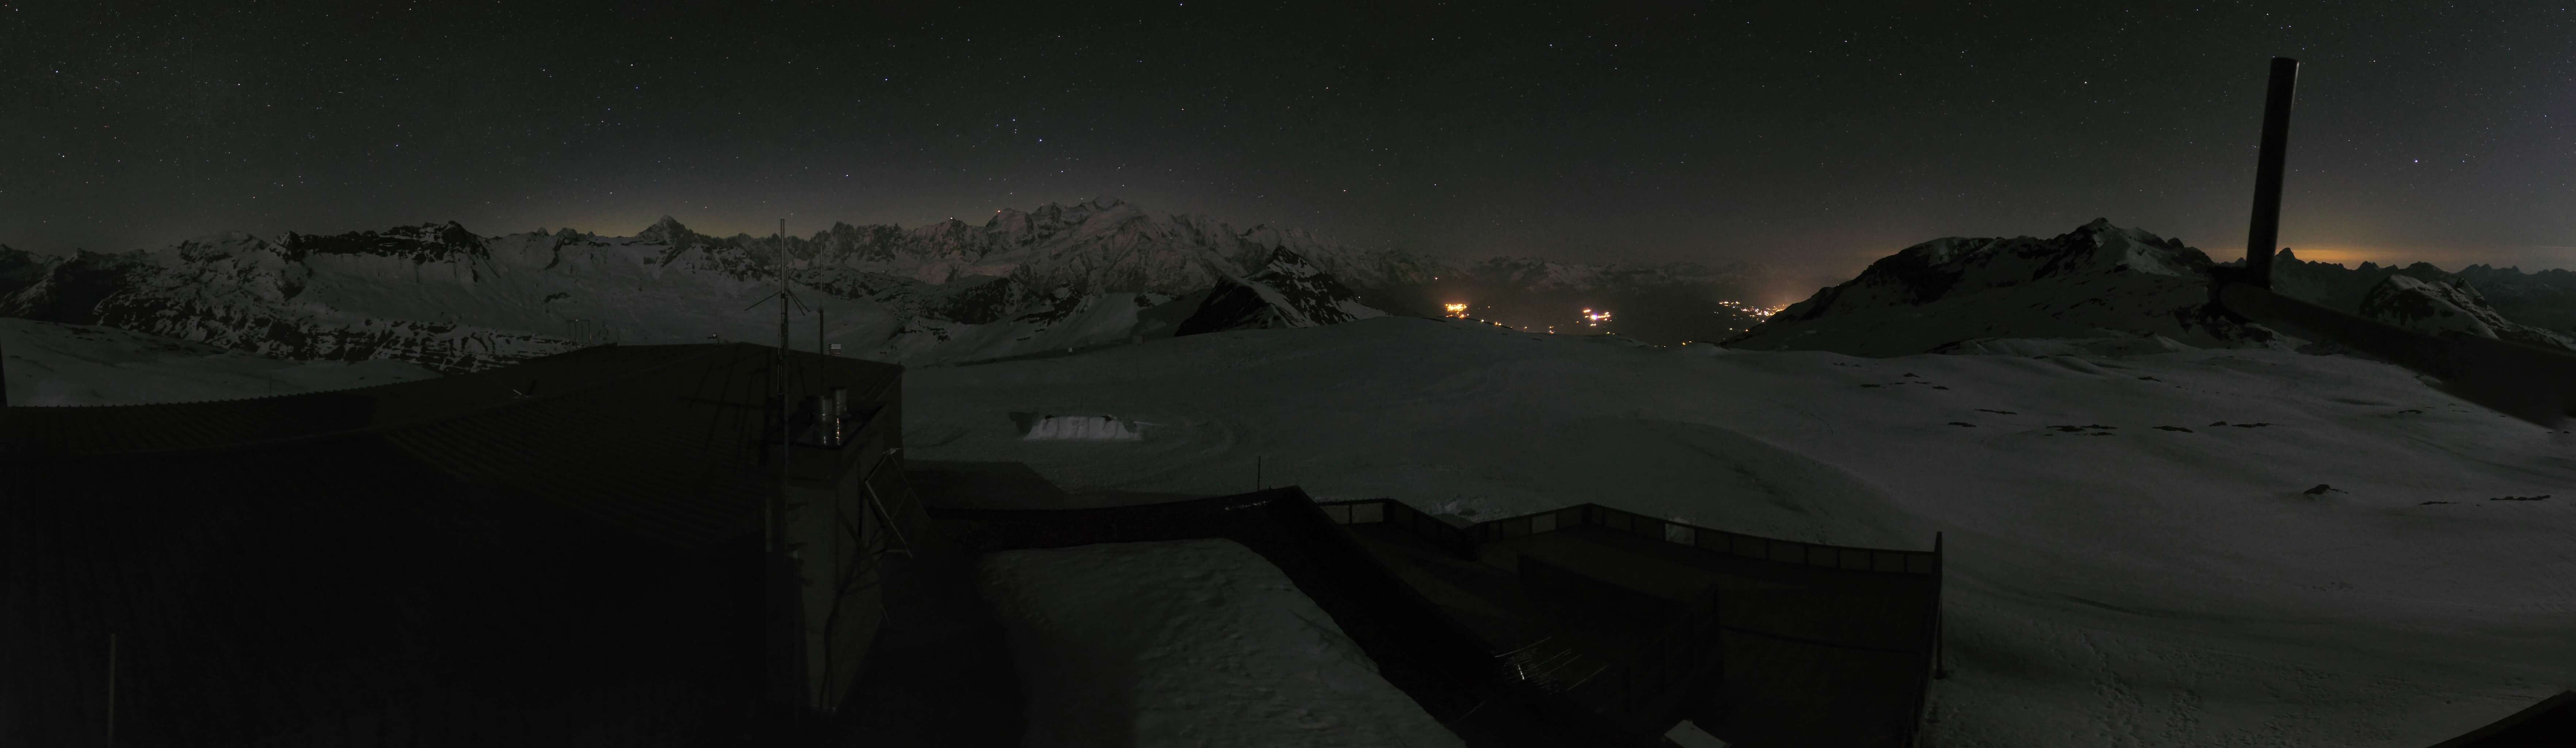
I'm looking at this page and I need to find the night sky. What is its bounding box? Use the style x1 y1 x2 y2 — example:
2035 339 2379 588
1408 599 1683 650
8 1 2575 298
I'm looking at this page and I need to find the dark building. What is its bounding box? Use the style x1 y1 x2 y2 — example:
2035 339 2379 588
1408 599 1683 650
0 343 921 747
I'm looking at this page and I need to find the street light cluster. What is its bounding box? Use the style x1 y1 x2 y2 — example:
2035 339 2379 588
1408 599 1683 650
1717 300 1786 319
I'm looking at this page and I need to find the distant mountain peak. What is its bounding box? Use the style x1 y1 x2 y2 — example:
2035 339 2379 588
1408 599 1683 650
1173 245 1384 335
637 215 691 243
1254 245 1327 280
1724 220 2276 355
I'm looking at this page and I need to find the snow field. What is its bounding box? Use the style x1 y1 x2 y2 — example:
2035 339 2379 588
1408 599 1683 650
913 317 2576 747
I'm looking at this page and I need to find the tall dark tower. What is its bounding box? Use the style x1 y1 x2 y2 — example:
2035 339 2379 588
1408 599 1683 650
2244 57 2300 288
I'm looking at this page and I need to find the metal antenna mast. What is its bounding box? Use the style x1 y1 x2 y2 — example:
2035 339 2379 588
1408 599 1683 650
774 218 792 554
743 219 811 553
778 218 790 372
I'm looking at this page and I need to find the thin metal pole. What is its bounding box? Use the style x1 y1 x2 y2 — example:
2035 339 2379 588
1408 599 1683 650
779 218 791 362
106 632 116 748
778 219 792 548
771 218 790 556
861 449 912 557
774 216 802 721
2244 57 2300 289
1934 531 1947 679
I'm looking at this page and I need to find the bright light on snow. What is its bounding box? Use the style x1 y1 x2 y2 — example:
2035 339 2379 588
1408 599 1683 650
1020 414 1146 441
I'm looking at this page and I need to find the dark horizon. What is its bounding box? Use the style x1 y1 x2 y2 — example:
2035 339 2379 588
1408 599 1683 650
9 1 2575 290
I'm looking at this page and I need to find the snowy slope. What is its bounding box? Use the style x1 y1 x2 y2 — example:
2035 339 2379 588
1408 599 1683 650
979 539 1464 748
0 318 439 406
1724 219 2293 355
906 316 2576 748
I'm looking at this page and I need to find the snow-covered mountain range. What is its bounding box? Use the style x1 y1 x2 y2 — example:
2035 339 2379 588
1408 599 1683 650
0 199 1409 371
0 196 1773 371
1725 219 2576 357
2271 249 2576 343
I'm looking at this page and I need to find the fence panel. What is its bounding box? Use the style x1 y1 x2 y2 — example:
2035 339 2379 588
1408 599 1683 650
1318 500 1941 575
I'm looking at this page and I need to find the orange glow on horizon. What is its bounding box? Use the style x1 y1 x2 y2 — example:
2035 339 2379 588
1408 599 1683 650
2268 244 2576 271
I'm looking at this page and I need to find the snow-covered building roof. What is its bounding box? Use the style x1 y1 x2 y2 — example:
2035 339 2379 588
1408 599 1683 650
915 468 1944 747
0 342 912 745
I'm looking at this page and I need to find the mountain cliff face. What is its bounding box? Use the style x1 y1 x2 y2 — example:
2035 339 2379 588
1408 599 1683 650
1176 248 1387 335
2355 274 2576 351
1723 219 2288 356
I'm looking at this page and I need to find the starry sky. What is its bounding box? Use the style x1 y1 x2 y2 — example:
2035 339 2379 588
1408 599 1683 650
7 1 2575 298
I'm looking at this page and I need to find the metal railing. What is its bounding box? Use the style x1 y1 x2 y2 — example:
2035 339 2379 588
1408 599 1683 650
1317 498 1940 576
